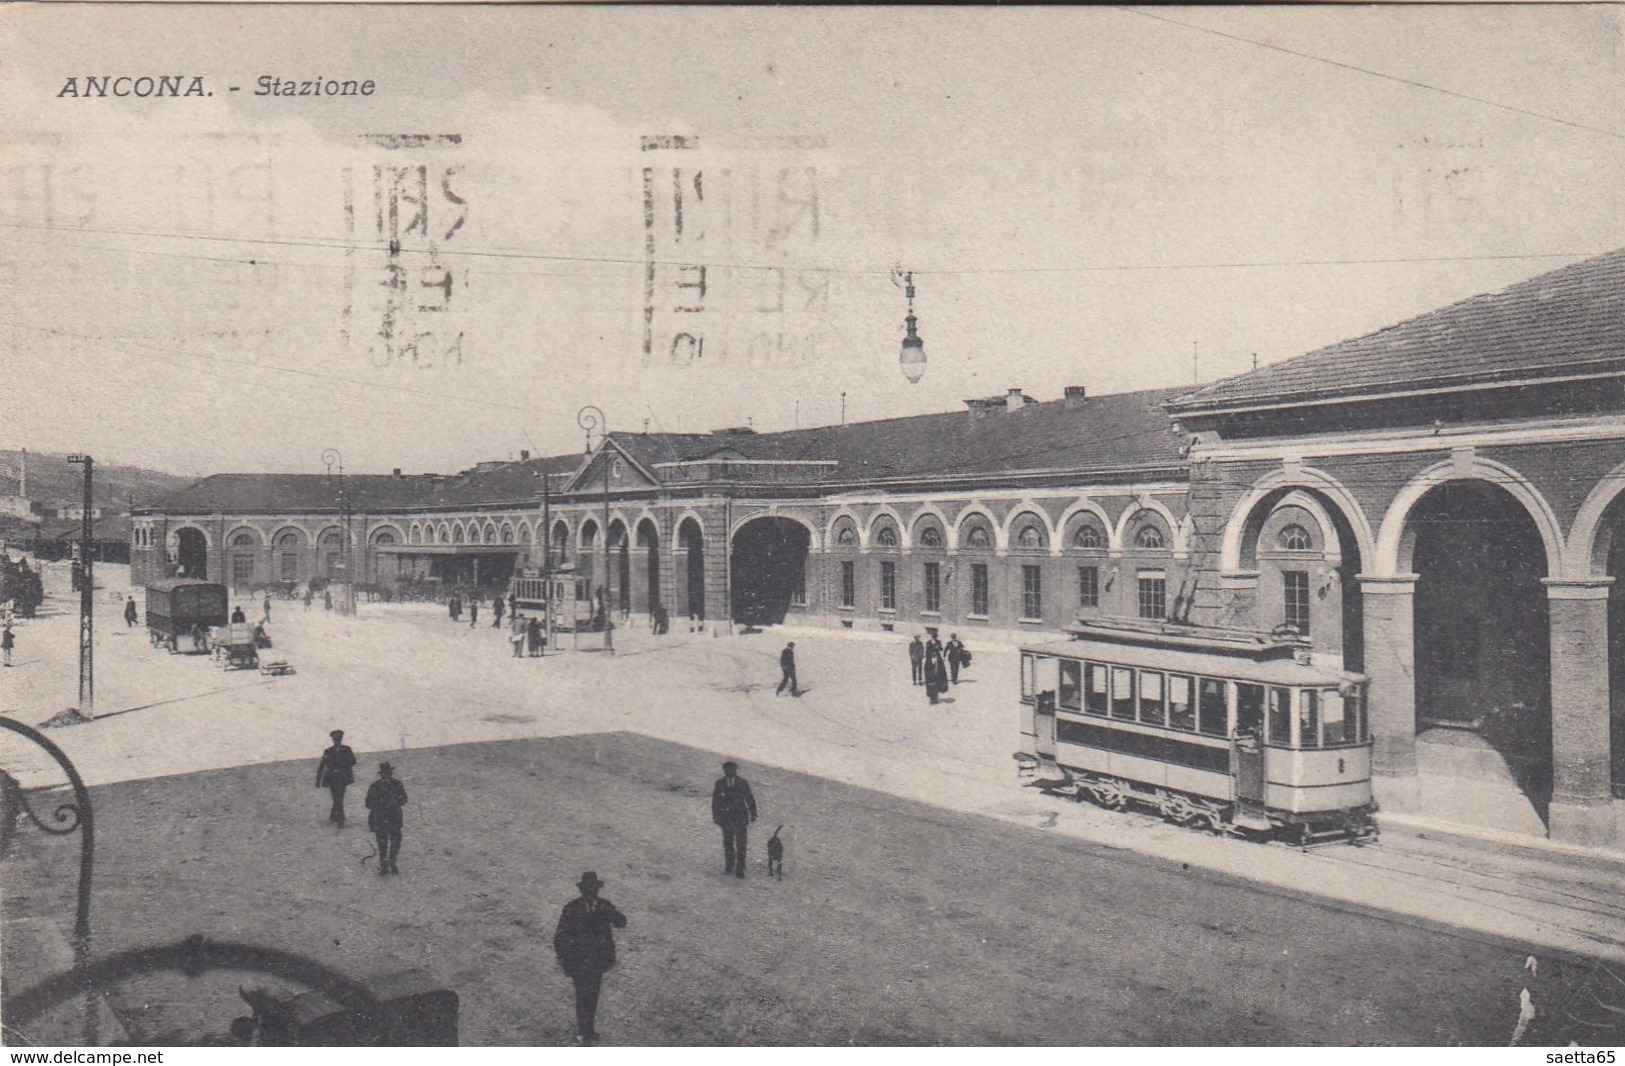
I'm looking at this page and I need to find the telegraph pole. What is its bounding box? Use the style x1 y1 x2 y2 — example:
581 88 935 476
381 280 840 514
65 454 94 718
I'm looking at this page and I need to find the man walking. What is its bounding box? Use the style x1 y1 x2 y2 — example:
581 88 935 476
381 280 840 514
945 633 966 685
492 595 504 628
552 871 627 1045
124 596 139 627
711 760 757 878
775 641 798 697
469 597 479 627
908 634 925 686
2 624 13 667
262 594 273 625
365 761 408 875
315 729 357 827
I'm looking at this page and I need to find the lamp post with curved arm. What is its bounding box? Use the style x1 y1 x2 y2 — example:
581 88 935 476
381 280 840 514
321 449 354 616
577 406 615 650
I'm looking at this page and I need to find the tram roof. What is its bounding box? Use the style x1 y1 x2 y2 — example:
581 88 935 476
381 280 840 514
1022 637 1364 686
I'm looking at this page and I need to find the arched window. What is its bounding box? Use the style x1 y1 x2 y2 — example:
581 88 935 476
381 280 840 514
1015 524 1045 550
230 532 257 548
1135 525 1165 550
484 525 497 545
1074 525 1103 549
918 526 944 548
833 519 858 548
274 531 301 549
501 524 515 545
452 523 465 544
1278 524 1313 551
875 525 898 548
963 525 992 549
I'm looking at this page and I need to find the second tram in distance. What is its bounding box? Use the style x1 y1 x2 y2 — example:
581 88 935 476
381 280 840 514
1017 621 1377 845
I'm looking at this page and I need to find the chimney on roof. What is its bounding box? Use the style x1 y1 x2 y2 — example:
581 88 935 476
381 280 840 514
520 450 530 462
1006 388 1038 412
393 468 402 478
1064 385 1087 410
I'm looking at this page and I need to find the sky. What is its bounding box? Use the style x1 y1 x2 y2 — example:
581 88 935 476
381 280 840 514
1 5 1623 477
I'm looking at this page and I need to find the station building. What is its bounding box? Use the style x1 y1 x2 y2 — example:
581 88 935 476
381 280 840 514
131 247 1625 846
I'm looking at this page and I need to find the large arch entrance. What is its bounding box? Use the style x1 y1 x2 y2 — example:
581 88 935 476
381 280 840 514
730 517 811 627
636 520 660 614
174 528 209 580
1596 495 1625 803
1406 481 1552 817
677 518 705 622
608 520 631 617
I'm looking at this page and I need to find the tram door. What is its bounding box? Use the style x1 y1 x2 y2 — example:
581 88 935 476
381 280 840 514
1230 682 1268 824
1032 656 1060 772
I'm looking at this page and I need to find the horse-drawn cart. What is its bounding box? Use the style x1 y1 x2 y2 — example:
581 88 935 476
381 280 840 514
145 579 229 654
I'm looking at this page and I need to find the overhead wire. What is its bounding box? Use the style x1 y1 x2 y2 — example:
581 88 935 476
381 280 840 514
1116 6 1625 143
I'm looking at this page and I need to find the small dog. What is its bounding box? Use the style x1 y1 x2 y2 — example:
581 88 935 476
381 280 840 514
766 825 785 880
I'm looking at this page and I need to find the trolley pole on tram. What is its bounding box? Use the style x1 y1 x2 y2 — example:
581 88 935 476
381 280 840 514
65 454 94 718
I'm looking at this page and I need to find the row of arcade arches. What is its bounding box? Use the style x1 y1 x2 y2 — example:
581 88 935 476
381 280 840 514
1223 456 1625 824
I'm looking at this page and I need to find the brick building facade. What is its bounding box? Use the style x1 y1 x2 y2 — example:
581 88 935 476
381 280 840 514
132 248 1625 846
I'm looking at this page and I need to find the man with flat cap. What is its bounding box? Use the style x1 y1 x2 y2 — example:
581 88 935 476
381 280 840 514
711 760 758 878
364 761 408 875
315 730 357 827
552 871 627 1045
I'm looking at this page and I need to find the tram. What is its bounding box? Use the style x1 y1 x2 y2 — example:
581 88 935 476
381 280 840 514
507 566 595 632
1017 620 1377 845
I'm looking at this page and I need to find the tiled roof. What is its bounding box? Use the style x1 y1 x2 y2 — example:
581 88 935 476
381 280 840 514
153 387 1185 516
416 453 585 508
1166 247 1625 413
156 473 445 514
605 385 1187 485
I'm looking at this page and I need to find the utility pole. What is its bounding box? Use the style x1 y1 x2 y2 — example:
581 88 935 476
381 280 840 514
65 454 94 718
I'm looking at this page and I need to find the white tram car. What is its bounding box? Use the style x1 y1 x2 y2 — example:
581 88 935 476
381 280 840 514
1018 622 1377 845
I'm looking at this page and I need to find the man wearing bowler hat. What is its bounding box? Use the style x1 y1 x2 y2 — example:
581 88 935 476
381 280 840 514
711 760 758 878
364 761 408 875
315 730 357 827
552 871 627 1045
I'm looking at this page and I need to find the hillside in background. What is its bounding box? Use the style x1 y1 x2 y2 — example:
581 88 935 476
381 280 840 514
0 450 193 513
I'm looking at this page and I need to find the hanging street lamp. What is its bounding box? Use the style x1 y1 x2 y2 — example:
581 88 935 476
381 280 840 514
893 268 927 384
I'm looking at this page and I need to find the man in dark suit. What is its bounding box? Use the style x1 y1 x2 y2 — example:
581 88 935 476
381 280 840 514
908 634 925 686
552 871 627 1045
711 760 758 878
364 761 408 875
776 642 798 696
315 729 356 827
945 634 967 685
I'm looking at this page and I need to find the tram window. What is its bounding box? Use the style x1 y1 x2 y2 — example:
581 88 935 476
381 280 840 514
1058 660 1082 711
1084 663 1109 716
1198 678 1228 737
1168 674 1195 731
1021 654 1036 702
1235 683 1264 738
1139 670 1166 726
1110 666 1136 720
1321 688 1350 745
1299 689 1321 749
1267 687 1293 746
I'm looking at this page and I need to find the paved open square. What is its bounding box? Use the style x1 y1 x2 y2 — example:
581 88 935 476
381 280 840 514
3 570 1621 1044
